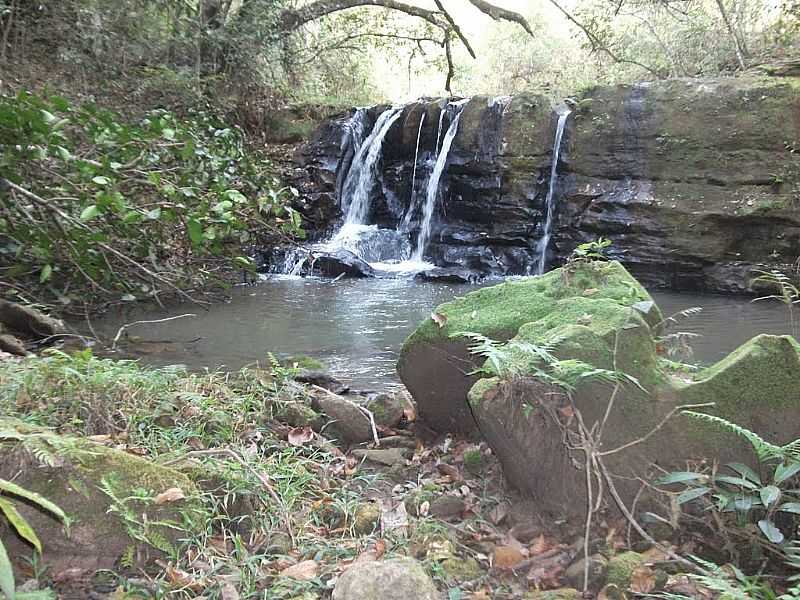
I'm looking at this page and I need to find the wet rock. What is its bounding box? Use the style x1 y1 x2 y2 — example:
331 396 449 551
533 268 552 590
313 389 373 444
351 447 409 466
265 531 293 555
295 370 348 394
1 418 198 574
0 332 27 355
565 554 608 590
414 267 477 284
303 249 375 278
365 392 405 428
332 558 439 600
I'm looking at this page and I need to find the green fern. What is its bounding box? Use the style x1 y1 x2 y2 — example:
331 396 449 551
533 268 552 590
459 331 642 392
682 411 799 461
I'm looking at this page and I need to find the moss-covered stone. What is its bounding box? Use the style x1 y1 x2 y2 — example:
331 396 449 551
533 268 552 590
0 418 200 574
278 401 325 429
440 556 483 582
606 552 645 589
402 261 659 351
353 502 381 535
399 261 660 431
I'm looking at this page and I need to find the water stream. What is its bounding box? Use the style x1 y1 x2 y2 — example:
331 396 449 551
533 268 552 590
340 107 403 226
92 280 796 391
412 100 468 261
536 107 571 274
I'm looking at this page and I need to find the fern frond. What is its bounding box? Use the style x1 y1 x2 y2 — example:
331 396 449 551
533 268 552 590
682 411 785 461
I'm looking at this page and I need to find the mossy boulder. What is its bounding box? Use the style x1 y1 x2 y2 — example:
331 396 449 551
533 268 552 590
605 552 645 589
0 419 200 574
671 334 800 458
398 260 660 431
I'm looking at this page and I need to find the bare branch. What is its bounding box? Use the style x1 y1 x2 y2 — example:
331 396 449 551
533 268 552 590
465 0 534 36
433 0 476 59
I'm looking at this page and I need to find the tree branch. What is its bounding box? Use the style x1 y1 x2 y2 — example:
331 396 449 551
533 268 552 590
465 0 534 36
433 0 476 59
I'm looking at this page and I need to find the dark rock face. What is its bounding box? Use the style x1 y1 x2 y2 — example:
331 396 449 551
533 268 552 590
291 75 800 292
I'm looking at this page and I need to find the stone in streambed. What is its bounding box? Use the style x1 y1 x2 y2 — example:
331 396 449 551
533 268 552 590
364 392 406 428
332 558 439 600
312 389 373 444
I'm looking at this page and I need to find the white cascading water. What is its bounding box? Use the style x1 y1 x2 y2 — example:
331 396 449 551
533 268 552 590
340 107 404 226
400 112 426 232
411 100 468 262
535 107 571 275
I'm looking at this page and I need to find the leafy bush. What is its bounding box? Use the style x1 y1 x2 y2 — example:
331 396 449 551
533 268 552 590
659 412 800 574
0 476 65 600
0 91 303 308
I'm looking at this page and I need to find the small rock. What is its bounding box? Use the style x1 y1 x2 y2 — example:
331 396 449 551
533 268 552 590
428 496 465 521
376 435 416 449
351 447 409 466
597 583 626 600
353 502 381 535
440 556 483 582
332 558 438 600
315 391 373 444
295 370 348 394
565 553 608 590
279 402 325 430
265 531 293 555
606 551 645 589
365 393 405 428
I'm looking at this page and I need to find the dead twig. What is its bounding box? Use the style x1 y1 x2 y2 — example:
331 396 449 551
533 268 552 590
111 314 197 351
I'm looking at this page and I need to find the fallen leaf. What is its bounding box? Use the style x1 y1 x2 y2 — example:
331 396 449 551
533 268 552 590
288 426 315 446
631 565 656 593
280 560 318 580
558 405 575 419
493 545 525 569
155 487 185 504
431 312 447 328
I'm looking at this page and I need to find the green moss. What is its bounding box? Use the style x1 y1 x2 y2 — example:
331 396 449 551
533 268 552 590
402 261 659 354
283 355 325 371
467 376 500 408
680 335 800 413
462 449 483 473
605 551 645 589
440 556 483 582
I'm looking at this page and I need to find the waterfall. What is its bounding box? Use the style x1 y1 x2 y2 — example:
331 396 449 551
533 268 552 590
400 112 426 232
340 106 404 226
335 108 368 202
412 100 468 262
535 107 571 275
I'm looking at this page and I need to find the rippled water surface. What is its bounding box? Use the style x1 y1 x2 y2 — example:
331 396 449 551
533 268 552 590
92 277 796 390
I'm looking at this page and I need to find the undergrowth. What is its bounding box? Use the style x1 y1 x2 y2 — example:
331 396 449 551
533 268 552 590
0 90 304 313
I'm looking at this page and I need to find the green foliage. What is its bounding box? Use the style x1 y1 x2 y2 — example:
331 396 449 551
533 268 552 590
0 91 303 306
459 331 641 392
0 477 65 600
659 413 800 574
571 237 612 262
653 556 781 600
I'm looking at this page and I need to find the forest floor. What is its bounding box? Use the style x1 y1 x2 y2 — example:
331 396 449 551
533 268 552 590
0 349 722 600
